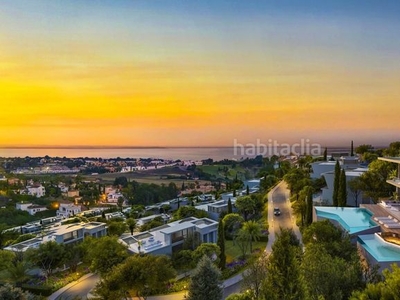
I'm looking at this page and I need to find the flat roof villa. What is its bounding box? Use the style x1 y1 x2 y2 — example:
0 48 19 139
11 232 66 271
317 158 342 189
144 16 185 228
5 222 107 252
313 151 400 275
314 205 400 272
120 217 218 256
319 167 369 206
379 157 400 191
314 207 380 235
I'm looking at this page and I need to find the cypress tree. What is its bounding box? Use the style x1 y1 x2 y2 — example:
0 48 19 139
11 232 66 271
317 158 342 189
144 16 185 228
217 219 226 270
233 189 236 197
227 198 233 214
305 186 314 226
323 147 328 161
246 185 250 195
188 256 223 300
351 140 354 157
338 169 347 207
332 161 340 207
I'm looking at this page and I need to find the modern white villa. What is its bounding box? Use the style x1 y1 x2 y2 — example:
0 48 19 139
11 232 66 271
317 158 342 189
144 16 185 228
120 216 218 256
311 156 371 206
319 167 369 206
314 156 400 272
5 222 107 252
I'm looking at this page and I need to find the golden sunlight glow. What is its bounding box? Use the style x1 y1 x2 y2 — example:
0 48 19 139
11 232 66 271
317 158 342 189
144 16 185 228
1 2 399 147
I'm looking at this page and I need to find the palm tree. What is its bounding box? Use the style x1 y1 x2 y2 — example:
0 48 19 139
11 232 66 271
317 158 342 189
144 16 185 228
126 218 136 235
242 221 262 253
117 197 125 212
0 259 31 287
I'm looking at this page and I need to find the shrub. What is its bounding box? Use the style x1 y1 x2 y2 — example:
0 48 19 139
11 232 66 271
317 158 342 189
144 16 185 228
20 284 53 296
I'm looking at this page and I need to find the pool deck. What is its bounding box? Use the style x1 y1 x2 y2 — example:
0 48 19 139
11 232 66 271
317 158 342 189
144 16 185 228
361 204 400 235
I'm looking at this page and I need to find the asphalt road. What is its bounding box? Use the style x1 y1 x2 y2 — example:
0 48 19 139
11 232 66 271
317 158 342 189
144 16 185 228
55 273 100 300
223 280 242 298
55 275 242 300
270 182 295 231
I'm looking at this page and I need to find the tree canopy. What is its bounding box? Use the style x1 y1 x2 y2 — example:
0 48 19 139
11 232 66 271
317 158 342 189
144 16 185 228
94 254 176 299
82 236 128 275
26 241 65 279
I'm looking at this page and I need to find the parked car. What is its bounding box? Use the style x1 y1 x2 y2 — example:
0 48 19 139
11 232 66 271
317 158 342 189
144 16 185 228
273 207 281 216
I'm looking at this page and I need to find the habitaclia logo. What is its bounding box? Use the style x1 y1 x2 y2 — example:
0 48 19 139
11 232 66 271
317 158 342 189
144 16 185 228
233 139 322 156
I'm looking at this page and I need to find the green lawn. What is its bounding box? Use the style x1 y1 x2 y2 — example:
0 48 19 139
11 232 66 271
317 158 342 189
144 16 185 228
225 239 267 262
197 165 247 180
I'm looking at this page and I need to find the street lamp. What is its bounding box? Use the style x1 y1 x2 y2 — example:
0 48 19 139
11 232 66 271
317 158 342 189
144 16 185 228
183 285 187 299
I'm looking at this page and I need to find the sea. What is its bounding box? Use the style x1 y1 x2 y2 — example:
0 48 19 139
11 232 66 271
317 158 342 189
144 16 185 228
0 146 352 161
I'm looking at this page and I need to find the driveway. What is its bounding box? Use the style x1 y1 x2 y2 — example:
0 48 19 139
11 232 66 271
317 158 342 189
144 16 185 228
53 273 100 300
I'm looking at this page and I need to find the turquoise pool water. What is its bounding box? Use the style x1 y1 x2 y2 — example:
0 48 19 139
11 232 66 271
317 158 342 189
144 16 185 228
315 207 378 234
358 234 400 262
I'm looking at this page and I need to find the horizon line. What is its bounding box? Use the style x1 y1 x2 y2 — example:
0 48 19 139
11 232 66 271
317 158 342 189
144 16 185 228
0 145 380 150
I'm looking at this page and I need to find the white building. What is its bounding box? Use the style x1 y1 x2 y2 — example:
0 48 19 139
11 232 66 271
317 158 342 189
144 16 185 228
379 157 400 197
58 184 69 193
310 161 337 179
120 217 218 256
27 184 46 198
121 166 134 173
16 202 47 215
107 191 124 203
136 214 170 227
320 167 369 206
56 203 82 218
5 222 107 252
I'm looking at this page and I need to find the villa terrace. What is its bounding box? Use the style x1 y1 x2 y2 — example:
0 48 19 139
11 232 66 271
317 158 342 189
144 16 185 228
362 203 400 234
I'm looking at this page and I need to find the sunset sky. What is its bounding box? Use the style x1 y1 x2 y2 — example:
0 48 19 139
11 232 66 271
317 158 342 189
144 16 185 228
1 0 400 147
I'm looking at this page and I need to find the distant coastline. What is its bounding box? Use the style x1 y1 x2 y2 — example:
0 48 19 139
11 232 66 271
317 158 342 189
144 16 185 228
0 145 369 150
0 146 359 161
0 146 235 149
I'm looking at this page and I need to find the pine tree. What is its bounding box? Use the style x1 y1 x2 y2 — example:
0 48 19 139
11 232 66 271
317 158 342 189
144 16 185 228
188 256 223 300
217 219 226 270
338 169 347 207
227 198 233 214
323 147 328 161
262 229 304 299
332 161 340 207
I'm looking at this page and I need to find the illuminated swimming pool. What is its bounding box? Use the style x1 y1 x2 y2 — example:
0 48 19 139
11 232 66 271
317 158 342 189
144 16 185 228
358 234 400 262
315 207 378 234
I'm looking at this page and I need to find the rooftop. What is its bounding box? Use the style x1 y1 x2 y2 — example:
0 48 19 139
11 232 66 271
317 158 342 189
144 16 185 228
160 222 194 234
378 157 400 164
